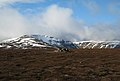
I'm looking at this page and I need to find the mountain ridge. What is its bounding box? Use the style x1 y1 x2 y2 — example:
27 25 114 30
0 35 77 49
74 41 120 48
0 35 120 49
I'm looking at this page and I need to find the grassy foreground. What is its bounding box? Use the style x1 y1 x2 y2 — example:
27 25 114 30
0 48 120 81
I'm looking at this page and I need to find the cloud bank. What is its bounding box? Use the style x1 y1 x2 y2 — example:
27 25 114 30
0 7 30 40
0 3 120 41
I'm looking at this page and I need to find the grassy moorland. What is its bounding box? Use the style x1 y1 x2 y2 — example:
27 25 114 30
0 48 120 81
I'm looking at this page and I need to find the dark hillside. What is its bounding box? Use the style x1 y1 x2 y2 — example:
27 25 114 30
0 48 120 81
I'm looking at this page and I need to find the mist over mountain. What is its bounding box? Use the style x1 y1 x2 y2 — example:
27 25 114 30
0 0 120 42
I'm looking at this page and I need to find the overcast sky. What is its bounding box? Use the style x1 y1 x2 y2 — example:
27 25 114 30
0 0 120 41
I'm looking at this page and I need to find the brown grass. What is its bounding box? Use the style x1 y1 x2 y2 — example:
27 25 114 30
0 48 120 81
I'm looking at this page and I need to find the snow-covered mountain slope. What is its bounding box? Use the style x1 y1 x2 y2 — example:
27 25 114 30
31 35 77 48
0 35 120 49
0 35 49 49
0 35 77 49
74 41 120 48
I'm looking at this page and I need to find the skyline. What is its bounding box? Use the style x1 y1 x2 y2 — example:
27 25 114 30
0 0 120 41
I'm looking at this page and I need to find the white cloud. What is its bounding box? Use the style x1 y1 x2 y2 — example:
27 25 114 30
81 24 120 41
0 7 29 40
29 4 120 41
0 4 120 41
28 4 84 41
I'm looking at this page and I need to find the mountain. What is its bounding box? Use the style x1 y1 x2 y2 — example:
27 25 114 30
0 35 120 49
0 35 77 49
0 35 49 49
74 41 120 48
